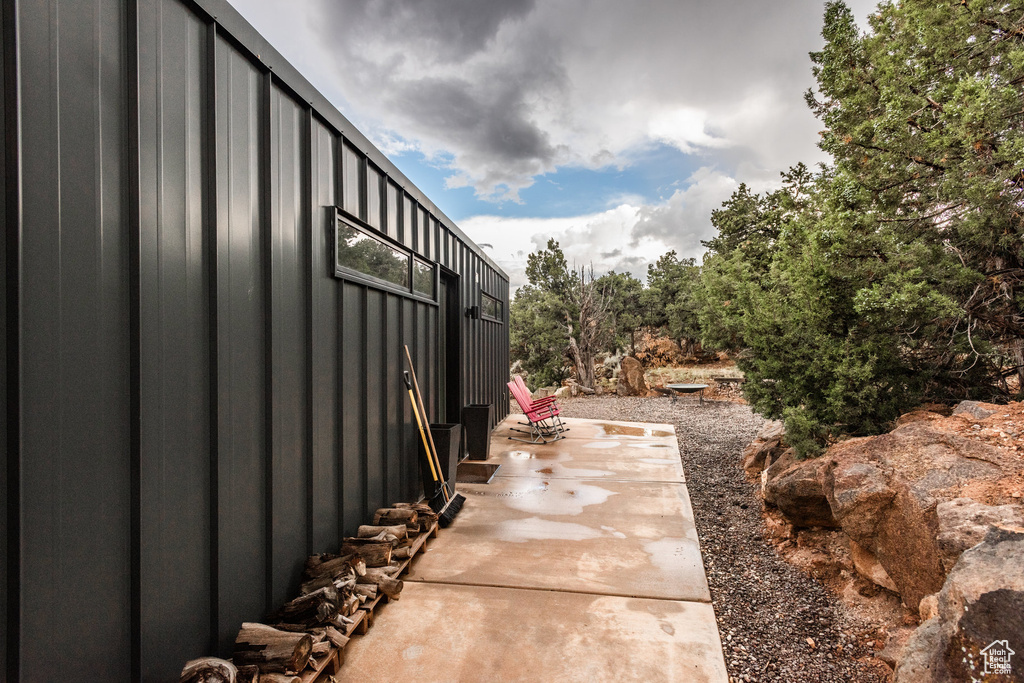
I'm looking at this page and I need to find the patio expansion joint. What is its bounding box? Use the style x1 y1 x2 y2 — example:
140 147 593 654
400 576 714 605
490 475 688 485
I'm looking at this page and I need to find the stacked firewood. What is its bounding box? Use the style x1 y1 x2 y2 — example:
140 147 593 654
182 502 438 683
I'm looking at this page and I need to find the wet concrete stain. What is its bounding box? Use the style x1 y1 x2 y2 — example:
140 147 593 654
492 516 604 543
493 479 619 516
594 423 674 438
504 450 566 461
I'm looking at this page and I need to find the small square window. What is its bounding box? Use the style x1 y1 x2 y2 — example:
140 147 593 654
481 293 502 321
413 258 435 298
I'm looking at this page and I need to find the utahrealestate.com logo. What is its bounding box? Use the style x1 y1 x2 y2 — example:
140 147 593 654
981 640 1015 676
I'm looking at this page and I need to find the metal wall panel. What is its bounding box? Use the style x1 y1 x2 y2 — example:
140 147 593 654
136 2 212 678
16 1 133 679
309 120 339 553
340 281 366 536
5 0 511 678
214 36 268 651
1 1 9 677
269 83 310 609
401 298 417 501
364 288 386 516
385 295 402 503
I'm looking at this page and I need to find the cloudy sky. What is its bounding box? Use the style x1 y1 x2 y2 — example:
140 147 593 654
233 0 876 288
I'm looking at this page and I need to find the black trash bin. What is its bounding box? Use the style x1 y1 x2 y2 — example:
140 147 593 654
419 423 461 499
462 403 493 461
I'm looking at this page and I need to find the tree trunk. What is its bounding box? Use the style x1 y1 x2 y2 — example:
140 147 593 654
233 624 312 674
1014 337 1024 395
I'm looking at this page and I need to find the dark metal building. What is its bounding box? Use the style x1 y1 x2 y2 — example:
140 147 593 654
1 0 510 679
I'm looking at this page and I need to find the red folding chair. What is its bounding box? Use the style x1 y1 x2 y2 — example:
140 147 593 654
513 375 559 410
507 381 566 443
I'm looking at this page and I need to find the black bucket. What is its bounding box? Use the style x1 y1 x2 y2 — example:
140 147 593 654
419 423 461 499
461 404 492 461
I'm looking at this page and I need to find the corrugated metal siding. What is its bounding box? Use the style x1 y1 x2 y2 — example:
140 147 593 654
16 1 133 680
309 119 339 554
268 83 311 612
4 0 511 679
214 34 269 650
137 1 212 676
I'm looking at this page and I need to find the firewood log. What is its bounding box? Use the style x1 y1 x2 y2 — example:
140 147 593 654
235 664 259 683
352 584 377 600
233 623 312 674
328 613 353 629
303 554 357 581
180 657 237 683
392 546 413 560
259 675 299 683
356 567 402 599
267 586 340 626
323 626 350 649
372 508 418 529
311 640 331 657
340 541 392 567
357 524 408 540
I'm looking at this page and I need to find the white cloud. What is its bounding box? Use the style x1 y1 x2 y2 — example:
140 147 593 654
231 0 883 202
461 166 739 290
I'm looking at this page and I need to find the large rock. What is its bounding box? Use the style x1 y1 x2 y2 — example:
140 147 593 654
895 526 1024 682
936 498 1024 573
824 422 1006 611
951 400 996 421
741 420 786 475
615 356 649 397
823 453 895 546
849 539 898 592
764 457 839 528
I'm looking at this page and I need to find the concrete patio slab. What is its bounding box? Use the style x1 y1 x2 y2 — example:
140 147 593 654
405 477 710 602
339 582 727 683
488 417 684 483
337 416 726 682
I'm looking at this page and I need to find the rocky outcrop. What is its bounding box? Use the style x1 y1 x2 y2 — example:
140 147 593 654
764 456 838 528
936 498 1024 573
849 540 898 592
895 526 1024 682
741 420 786 475
823 454 894 545
615 356 649 397
823 421 1006 611
747 401 1022 616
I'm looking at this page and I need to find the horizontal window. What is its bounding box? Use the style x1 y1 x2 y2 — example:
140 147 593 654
334 213 437 302
481 292 502 321
336 220 409 289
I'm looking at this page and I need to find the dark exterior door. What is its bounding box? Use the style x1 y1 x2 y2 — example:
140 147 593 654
438 270 462 423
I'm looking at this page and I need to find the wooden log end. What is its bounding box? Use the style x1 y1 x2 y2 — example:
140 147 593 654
181 657 237 683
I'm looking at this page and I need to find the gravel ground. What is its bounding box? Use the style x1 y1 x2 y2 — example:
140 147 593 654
553 395 890 683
